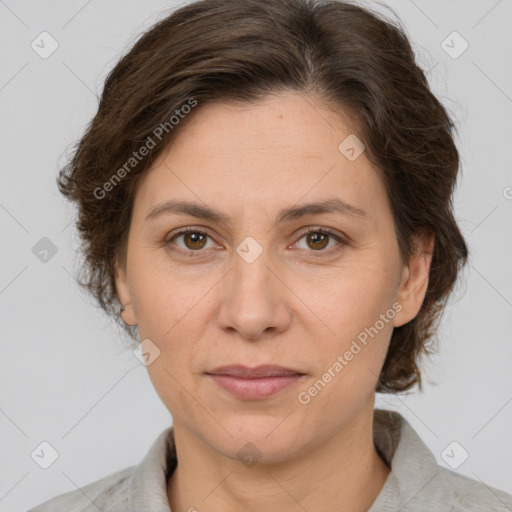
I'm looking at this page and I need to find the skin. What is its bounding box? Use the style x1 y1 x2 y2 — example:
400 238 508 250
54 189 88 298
115 91 434 512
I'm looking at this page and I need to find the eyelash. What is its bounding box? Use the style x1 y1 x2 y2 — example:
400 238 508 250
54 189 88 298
164 226 348 259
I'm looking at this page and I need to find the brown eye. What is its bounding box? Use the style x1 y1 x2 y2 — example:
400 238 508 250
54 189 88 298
306 231 329 250
182 231 207 250
294 227 347 256
166 228 214 254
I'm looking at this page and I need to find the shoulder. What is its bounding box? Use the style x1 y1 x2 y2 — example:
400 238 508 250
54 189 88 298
420 465 512 511
27 425 176 512
372 409 512 511
27 465 135 512
382 456 512 511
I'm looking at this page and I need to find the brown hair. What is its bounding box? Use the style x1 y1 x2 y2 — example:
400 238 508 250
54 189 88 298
58 0 469 393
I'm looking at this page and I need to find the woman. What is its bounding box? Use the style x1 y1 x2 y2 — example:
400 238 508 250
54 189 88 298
29 0 512 510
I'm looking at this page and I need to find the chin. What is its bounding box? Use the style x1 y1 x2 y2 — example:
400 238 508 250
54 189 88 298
206 414 308 465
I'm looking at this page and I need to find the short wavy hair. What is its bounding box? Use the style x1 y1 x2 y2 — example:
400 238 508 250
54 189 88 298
58 0 469 393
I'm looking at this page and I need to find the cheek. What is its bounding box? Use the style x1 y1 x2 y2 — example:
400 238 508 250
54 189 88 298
145 359 196 428
142 322 202 420
306 262 397 338
129 251 218 340
303 266 396 388
295 282 394 415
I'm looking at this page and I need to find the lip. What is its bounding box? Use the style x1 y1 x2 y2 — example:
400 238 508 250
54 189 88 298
205 365 305 400
207 364 304 378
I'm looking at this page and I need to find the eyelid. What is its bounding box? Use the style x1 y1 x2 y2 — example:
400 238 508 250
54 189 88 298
165 225 349 257
290 226 349 257
165 225 218 244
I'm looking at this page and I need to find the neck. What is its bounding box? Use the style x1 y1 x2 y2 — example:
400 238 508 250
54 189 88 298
167 402 391 512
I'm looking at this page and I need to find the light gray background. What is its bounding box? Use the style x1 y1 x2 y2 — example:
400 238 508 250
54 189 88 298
1 0 511 510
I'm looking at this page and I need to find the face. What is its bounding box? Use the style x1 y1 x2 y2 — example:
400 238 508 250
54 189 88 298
116 91 432 463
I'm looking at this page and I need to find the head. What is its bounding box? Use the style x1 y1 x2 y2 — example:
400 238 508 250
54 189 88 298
58 0 468 461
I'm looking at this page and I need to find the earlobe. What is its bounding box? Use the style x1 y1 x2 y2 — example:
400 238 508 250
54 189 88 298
115 261 137 326
393 231 435 328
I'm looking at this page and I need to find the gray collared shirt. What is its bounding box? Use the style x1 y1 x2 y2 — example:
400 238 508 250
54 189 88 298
28 409 512 511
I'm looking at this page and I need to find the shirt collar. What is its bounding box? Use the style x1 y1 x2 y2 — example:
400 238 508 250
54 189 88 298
128 426 176 510
127 408 438 511
369 408 440 511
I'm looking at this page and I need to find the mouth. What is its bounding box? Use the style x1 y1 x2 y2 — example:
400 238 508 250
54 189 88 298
205 365 306 400
206 364 305 378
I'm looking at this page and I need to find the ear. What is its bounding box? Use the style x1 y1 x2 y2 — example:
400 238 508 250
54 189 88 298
393 230 435 328
115 254 137 326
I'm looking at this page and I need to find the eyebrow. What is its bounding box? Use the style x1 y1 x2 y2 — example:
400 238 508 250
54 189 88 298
145 197 367 227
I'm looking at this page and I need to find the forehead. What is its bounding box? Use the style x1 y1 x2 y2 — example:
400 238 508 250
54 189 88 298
133 92 389 226
169 92 362 156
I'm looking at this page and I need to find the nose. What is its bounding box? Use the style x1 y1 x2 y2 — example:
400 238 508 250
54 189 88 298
217 245 291 341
